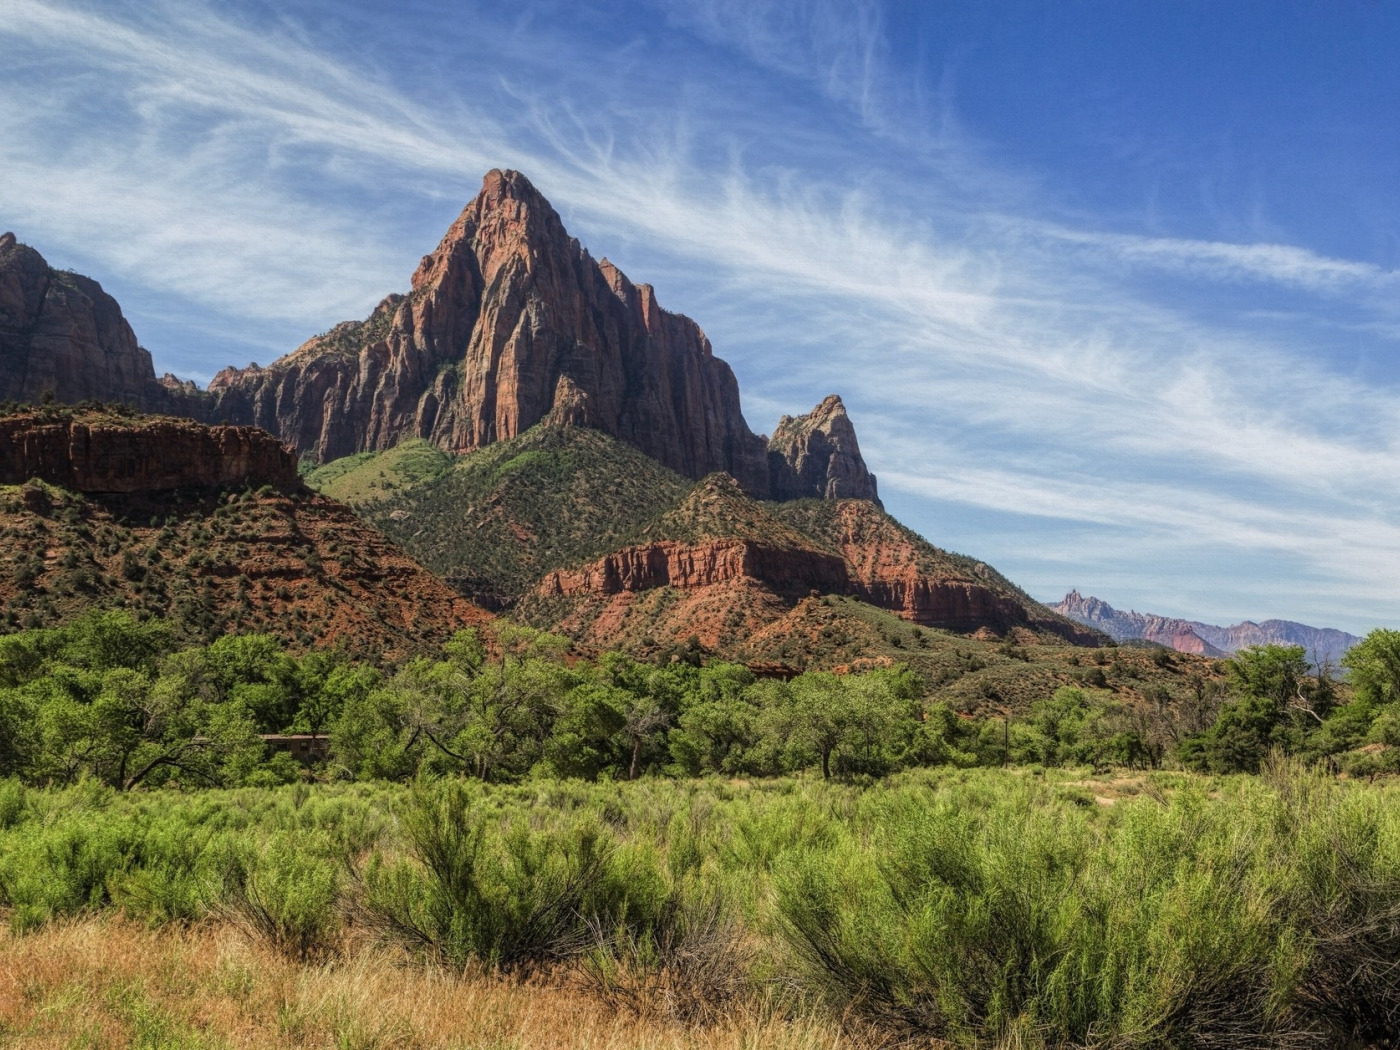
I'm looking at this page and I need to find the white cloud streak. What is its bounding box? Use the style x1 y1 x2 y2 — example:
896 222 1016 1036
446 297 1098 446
1017 221 1400 297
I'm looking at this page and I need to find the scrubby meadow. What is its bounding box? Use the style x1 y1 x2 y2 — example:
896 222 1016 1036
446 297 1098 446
2 767 1399 1048
3 615 1400 1048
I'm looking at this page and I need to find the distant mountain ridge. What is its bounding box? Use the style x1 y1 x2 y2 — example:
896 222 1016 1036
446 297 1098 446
1049 590 1360 666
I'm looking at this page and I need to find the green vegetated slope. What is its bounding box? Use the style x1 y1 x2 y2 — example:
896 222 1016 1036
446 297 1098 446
640 473 833 551
303 438 451 503
312 425 692 607
0 480 483 657
739 593 1223 714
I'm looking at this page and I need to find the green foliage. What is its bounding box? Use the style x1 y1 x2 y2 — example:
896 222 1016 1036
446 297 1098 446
2 615 1394 796
362 779 658 970
0 766 1398 1045
303 438 451 504
1180 645 1324 773
222 832 342 959
774 766 1400 1047
1021 686 1155 769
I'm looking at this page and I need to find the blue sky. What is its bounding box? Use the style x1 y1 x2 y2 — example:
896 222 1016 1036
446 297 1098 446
3 0 1399 634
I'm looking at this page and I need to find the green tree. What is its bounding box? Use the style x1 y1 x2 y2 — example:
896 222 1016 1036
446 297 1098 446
1180 645 1310 773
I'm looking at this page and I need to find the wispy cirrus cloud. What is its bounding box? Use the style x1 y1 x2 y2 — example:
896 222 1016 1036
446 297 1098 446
1016 220 1400 297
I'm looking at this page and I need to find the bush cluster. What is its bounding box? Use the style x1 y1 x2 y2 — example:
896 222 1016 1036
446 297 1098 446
0 769 1397 1046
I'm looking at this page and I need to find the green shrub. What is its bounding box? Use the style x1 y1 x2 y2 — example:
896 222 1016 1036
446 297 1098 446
771 771 1390 1048
0 778 26 829
221 832 342 959
361 780 658 970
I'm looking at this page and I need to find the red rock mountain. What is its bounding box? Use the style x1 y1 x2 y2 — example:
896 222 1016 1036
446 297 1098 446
768 395 880 505
0 233 189 410
203 170 776 491
3 175 882 504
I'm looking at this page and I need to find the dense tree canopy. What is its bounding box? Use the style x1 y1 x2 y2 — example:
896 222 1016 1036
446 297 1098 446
0 615 1395 787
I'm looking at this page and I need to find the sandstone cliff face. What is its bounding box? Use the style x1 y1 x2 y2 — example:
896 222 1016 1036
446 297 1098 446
536 539 850 599
825 501 1100 642
205 170 771 490
0 234 174 409
0 411 299 493
768 395 880 505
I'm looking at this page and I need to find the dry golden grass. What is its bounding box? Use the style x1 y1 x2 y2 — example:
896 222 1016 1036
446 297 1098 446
0 916 853 1050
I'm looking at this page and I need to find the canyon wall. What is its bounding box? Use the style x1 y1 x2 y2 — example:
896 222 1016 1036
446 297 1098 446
0 412 299 493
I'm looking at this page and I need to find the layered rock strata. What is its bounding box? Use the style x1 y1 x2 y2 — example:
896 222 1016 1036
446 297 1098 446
822 501 1100 641
536 539 850 599
0 412 299 493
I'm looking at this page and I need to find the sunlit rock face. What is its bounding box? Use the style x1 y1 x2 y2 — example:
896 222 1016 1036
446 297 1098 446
204 169 772 492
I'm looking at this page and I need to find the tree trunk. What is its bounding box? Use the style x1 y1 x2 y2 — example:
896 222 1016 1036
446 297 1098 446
630 735 643 780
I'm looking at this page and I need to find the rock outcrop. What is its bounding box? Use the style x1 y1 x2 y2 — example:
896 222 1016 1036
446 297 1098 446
0 234 179 410
0 410 299 493
537 539 850 599
204 170 773 491
768 395 880 505
523 473 1102 650
821 501 1101 642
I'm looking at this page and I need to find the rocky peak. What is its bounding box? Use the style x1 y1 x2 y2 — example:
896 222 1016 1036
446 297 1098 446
0 235 181 411
542 374 597 428
201 169 773 491
767 394 880 505
9 174 887 509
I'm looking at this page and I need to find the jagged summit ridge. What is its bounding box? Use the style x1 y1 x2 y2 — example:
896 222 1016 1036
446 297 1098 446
1051 590 1360 664
768 394 880 505
4 173 885 505
204 169 774 492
